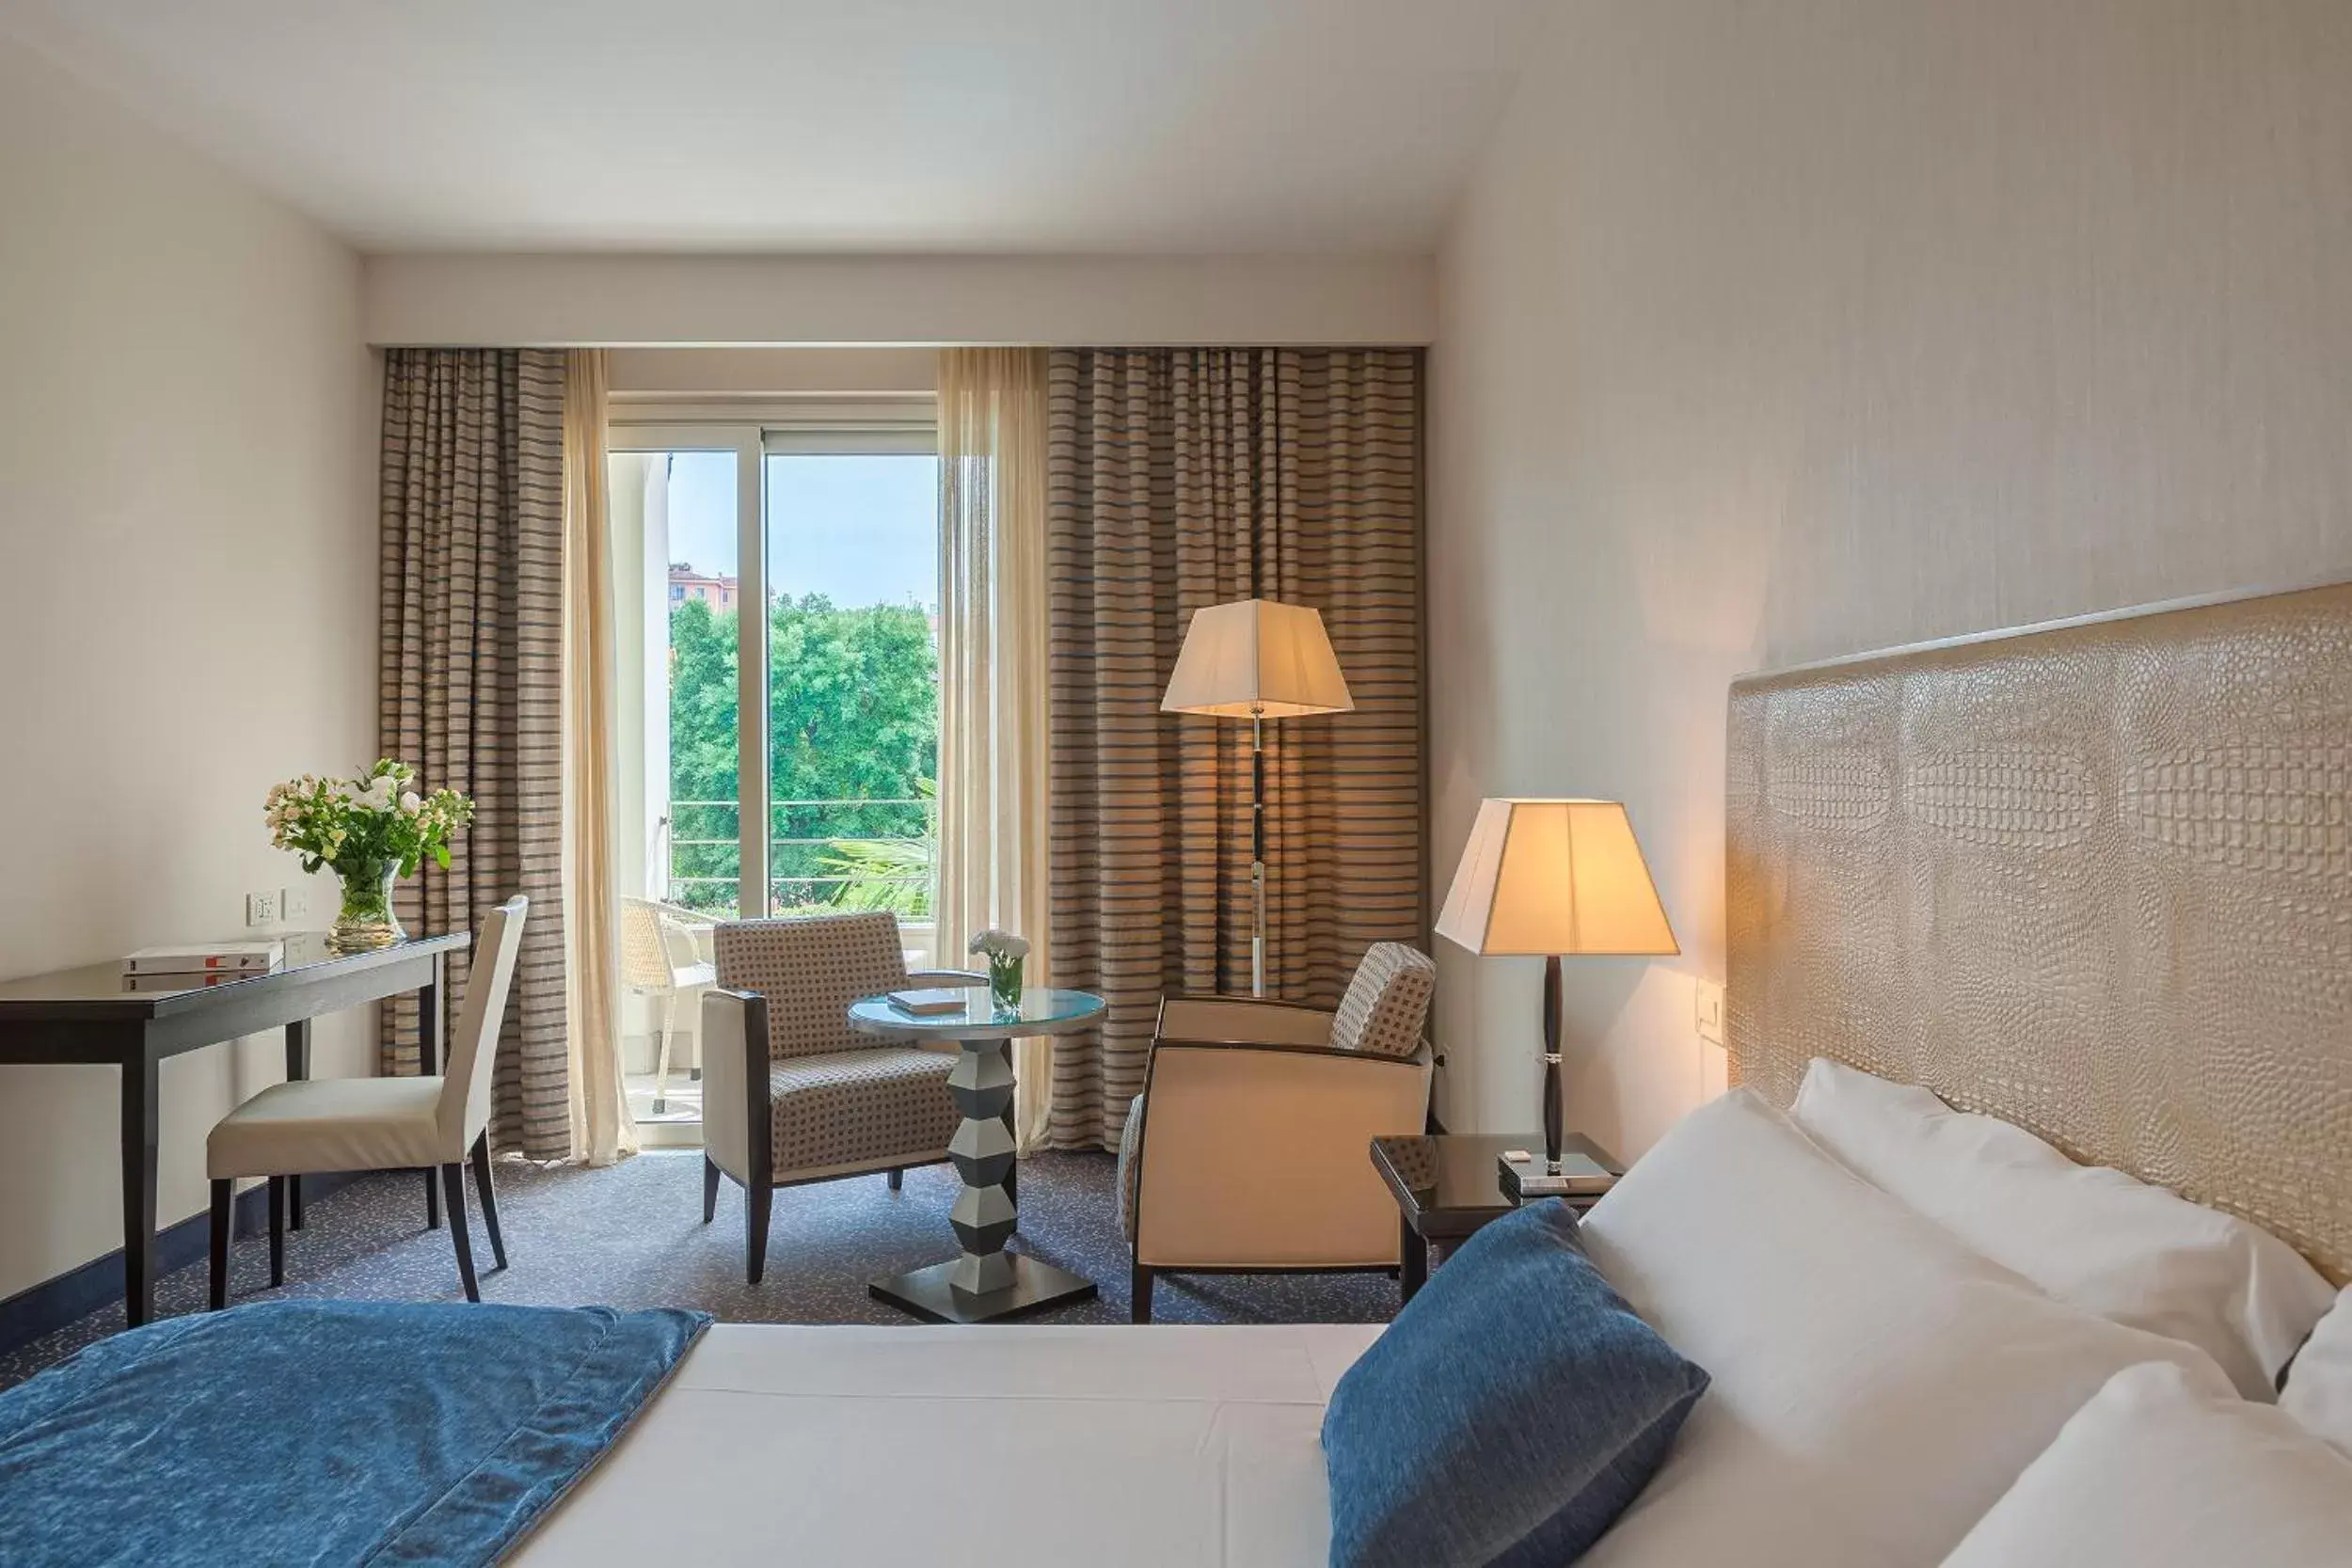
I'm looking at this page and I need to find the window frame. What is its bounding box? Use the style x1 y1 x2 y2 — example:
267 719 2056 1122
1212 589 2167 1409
606 397 940 921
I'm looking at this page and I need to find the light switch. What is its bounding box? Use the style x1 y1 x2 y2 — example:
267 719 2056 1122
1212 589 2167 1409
1693 978 1725 1046
281 884 311 923
246 890 280 928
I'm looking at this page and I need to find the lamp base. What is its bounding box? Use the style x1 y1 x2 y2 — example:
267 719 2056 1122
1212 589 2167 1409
1499 1153 1616 1204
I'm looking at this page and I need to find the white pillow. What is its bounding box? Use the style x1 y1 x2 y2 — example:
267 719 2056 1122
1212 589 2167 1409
1790 1055 2335 1399
1938 1359 2352 1568
2280 1284 2352 1457
1575 1088 2222 1568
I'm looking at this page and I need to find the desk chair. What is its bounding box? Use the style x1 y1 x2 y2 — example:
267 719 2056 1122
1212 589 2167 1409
207 896 528 1306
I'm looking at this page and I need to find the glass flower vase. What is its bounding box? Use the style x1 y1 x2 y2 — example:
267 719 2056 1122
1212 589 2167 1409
987 953 1025 1011
327 859 406 953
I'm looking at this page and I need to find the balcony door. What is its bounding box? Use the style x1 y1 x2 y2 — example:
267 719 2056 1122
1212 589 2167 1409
608 405 941 1132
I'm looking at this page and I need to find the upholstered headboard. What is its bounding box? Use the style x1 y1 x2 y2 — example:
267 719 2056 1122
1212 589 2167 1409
1726 581 2352 1279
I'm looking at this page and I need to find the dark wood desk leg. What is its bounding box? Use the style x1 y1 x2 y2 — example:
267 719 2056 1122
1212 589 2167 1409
121 1044 159 1328
419 954 443 1230
1399 1219 1427 1306
284 1019 310 1229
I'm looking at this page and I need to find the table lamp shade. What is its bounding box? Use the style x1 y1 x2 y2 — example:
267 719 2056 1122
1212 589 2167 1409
1160 599 1354 719
1436 799 1678 958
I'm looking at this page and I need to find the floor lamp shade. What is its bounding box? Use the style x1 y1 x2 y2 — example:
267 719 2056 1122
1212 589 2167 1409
1159 599 1354 719
1160 598 1353 996
1437 799 1677 1194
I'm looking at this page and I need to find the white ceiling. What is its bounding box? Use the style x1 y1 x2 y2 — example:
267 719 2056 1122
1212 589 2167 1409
0 0 1546 254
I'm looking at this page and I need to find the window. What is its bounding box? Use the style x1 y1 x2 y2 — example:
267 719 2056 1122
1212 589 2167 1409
606 404 940 1133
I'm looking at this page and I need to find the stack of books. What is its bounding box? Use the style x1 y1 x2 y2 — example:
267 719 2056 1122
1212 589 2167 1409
119 942 285 992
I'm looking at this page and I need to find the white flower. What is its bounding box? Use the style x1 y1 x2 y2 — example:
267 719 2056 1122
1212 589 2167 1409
968 928 1029 961
399 791 421 815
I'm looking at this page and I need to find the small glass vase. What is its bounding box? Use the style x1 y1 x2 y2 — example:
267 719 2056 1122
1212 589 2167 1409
986 954 1025 1012
327 859 406 953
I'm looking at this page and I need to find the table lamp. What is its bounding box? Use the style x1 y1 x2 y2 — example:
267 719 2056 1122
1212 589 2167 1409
1435 799 1678 1198
1161 598 1353 996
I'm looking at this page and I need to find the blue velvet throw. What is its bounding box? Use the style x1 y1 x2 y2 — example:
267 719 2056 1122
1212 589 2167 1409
0 1298 709 1567
1322 1200 1708 1568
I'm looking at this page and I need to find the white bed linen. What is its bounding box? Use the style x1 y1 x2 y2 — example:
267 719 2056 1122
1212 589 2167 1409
511 1322 1385 1568
1575 1090 2225 1568
1790 1056 2335 1398
1939 1360 2352 1567
2280 1284 2352 1456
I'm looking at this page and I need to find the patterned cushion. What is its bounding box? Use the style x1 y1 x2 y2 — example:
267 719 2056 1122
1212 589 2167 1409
768 1049 959 1177
714 911 908 1060
1329 943 1437 1059
1117 1093 1145 1242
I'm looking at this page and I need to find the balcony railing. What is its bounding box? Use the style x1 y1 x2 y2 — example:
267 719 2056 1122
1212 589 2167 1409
662 798 933 919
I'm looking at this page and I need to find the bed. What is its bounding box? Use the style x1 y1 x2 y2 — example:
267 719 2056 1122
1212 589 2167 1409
511 1322 1381 1566
6 579 2348 1568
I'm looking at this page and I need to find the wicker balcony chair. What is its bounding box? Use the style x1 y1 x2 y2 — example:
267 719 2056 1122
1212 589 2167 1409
620 895 717 1115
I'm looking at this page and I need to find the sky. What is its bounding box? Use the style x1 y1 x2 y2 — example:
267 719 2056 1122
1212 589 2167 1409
665 451 938 610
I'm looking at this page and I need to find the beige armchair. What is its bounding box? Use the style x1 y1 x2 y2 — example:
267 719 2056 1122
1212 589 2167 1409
701 910 984 1284
208 896 528 1307
1119 942 1437 1322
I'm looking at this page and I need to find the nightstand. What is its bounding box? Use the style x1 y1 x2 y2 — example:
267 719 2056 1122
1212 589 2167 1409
1370 1132 1624 1303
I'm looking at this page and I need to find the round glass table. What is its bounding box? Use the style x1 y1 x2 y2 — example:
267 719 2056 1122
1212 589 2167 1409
847 985 1107 1323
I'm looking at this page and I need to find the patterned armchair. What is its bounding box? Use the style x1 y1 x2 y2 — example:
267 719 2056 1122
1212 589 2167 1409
700 911 980 1284
1119 942 1438 1322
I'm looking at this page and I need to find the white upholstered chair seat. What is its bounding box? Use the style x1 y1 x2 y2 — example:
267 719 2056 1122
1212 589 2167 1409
209 1076 449 1177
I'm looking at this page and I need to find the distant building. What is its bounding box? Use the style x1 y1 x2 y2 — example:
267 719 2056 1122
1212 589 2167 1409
668 563 738 610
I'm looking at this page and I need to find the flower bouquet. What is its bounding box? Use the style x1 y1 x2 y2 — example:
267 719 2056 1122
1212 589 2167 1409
265 760 475 952
968 928 1030 1011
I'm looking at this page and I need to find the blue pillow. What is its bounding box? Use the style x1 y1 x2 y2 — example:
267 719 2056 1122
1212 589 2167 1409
1322 1199 1708 1568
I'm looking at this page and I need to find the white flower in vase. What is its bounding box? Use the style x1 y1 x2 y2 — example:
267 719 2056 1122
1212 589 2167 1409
967 929 1030 961
968 929 1029 1009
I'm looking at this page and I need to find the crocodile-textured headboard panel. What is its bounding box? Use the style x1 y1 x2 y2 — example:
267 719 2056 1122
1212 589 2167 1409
1727 581 2352 1279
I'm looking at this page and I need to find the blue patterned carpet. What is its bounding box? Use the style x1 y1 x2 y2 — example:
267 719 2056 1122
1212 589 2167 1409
1 1150 1399 1389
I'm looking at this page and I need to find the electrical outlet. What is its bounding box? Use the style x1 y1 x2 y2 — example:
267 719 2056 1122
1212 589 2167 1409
246 890 280 928
281 884 311 924
1693 978 1725 1046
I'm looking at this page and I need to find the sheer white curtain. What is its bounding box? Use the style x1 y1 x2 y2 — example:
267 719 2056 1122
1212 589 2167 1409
935 348 1054 1153
562 348 638 1166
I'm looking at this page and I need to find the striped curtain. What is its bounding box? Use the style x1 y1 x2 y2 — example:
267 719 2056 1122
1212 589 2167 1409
378 348 573 1161
1045 349 1424 1150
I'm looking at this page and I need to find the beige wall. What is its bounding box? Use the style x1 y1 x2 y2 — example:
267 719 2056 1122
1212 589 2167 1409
1429 0 2352 1159
364 252 1434 348
0 37 376 1300
609 347 936 398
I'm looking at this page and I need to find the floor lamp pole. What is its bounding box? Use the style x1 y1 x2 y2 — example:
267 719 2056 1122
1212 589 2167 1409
1249 706 1266 997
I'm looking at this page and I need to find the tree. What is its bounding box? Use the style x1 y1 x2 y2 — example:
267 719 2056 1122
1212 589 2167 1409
666 593 938 915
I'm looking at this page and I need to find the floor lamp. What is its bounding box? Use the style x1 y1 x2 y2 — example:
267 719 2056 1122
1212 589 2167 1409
1436 798 1679 1197
1161 598 1353 997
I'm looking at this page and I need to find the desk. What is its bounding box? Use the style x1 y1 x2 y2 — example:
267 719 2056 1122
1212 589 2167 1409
0 931 469 1326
